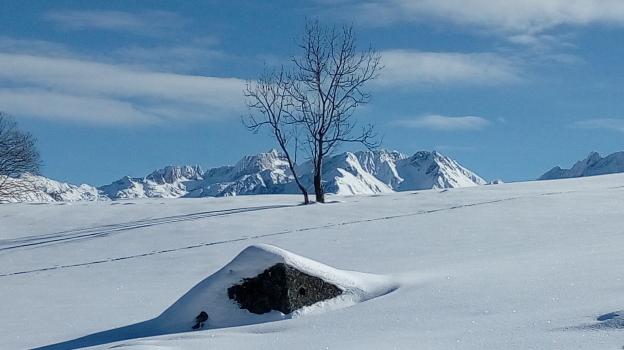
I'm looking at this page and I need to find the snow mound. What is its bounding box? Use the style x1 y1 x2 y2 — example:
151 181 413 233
156 244 397 332
34 245 397 350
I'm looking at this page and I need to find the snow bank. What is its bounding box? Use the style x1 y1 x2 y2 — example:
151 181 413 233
156 244 398 332
31 244 396 350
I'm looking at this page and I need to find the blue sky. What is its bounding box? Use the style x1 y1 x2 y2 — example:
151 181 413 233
2 0 624 185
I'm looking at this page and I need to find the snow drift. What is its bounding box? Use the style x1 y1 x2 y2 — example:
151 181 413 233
34 244 396 350
158 244 396 331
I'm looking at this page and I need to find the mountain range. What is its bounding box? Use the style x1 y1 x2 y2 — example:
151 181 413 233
1 149 487 202
539 151 624 180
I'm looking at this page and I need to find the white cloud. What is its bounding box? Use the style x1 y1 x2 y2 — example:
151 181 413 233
326 0 624 44
572 118 624 133
44 10 186 35
114 42 225 73
0 36 70 57
0 53 245 125
0 89 157 125
345 0 624 30
377 50 519 87
394 115 490 131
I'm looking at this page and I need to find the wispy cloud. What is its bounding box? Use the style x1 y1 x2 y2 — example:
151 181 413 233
44 10 186 36
572 118 624 133
321 0 624 46
0 36 71 57
0 52 245 125
332 0 624 31
394 115 490 131
377 50 519 87
0 88 156 125
113 36 226 73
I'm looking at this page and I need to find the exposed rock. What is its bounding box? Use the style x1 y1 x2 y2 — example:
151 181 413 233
227 263 343 314
192 311 209 330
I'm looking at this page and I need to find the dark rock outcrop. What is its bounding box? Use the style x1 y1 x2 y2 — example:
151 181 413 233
192 311 209 330
227 263 343 314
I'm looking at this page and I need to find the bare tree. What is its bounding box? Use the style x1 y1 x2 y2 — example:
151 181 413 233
287 21 381 203
0 113 41 202
244 69 310 204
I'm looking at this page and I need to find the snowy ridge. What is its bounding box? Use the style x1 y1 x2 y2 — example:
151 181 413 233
105 149 485 199
190 149 292 197
539 151 624 180
0 174 103 203
99 165 204 199
393 150 486 190
3 149 486 202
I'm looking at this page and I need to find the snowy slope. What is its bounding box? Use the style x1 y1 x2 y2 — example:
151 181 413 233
539 151 624 180
0 174 103 203
354 149 406 189
2 174 624 349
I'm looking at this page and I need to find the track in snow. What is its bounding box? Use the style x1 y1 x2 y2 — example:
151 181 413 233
0 195 534 278
0 204 296 252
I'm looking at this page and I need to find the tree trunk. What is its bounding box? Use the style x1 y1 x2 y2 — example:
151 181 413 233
281 150 310 205
295 179 310 204
313 154 324 203
301 187 310 204
313 171 323 203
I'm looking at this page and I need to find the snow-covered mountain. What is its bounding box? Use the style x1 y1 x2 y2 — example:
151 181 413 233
304 151 395 196
320 149 486 195
99 165 203 199
394 151 487 190
1 149 486 202
188 149 293 197
539 151 624 180
0 174 103 203
99 149 486 199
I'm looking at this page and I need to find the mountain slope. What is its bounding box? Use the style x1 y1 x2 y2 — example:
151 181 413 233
539 151 624 180
0 174 103 203
189 149 293 197
395 151 487 190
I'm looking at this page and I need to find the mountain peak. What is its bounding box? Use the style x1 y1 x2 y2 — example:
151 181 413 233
539 150 624 180
146 165 204 184
397 150 485 190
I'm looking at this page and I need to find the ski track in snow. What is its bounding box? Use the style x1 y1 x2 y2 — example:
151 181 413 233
0 190 579 278
0 204 295 251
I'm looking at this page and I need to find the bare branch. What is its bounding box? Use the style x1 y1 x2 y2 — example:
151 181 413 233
243 68 310 204
0 112 41 203
287 21 382 202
